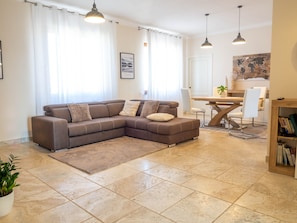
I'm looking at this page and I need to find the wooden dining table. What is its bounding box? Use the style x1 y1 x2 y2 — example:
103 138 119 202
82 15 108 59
192 96 244 128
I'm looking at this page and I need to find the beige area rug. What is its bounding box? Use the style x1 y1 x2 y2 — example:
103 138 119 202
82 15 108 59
49 136 167 174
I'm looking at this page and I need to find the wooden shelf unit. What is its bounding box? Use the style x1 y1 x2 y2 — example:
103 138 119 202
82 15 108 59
268 99 297 177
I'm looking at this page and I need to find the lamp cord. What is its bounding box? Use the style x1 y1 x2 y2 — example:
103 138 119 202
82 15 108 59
205 13 209 38
238 5 242 33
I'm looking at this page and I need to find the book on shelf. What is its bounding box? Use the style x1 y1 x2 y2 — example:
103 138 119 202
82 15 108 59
277 143 283 165
276 142 296 166
278 116 295 136
291 147 296 165
289 113 297 136
284 145 294 166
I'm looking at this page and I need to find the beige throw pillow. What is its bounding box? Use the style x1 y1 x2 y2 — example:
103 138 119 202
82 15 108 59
68 103 92 123
140 101 160 117
119 100 140 116
146 113 174 122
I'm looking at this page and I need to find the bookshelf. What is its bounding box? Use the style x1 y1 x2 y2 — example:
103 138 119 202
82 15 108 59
268 99 297 177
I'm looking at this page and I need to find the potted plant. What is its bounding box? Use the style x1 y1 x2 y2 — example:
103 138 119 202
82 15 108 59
0 154 20 217
217 85 228 96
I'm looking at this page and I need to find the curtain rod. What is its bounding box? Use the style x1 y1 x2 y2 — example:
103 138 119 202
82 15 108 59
24 0 84 15
24 0 119 24
138 26 182 39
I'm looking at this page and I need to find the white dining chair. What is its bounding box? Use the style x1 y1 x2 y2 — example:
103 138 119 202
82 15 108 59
252 86 267 126
227 88 261 138
181 88 205 126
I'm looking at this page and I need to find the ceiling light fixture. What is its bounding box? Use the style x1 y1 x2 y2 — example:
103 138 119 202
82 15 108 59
85 0 105 24
201 13 213 49
232 5 246 45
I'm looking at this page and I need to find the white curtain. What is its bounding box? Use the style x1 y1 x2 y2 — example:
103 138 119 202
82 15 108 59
147 30 183 100
31 3 117 114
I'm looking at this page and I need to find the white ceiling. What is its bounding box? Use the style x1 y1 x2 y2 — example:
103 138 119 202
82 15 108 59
38 0 273 37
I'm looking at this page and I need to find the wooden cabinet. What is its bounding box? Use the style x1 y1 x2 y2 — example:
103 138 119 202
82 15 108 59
268 99 297 177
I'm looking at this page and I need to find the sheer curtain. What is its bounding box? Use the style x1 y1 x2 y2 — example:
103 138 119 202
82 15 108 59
147 30 183 100
31 3 117 114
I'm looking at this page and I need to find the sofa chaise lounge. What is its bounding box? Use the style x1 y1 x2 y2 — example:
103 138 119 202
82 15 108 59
31 99 200 152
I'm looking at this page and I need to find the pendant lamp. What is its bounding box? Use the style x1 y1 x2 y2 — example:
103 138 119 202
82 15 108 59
232 5 246 45
85 0 105 24
201 13 212 49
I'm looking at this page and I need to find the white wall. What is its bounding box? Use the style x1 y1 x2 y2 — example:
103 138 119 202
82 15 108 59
270 0 297 100
0 0 35 142
116 25 147 100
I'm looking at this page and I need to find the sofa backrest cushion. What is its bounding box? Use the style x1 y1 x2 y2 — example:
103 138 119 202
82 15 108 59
89 104 110 119
106 102 125 117
51 108 72 122
132 100 178 117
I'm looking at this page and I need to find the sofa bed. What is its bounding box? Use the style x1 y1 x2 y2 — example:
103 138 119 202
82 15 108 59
31 99 200 152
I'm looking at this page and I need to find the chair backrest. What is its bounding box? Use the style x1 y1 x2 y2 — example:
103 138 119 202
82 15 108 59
253 86 267 111
180 88 192 113
242 88 261 119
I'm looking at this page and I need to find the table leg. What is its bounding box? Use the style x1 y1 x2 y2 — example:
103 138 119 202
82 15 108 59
208 103 241 128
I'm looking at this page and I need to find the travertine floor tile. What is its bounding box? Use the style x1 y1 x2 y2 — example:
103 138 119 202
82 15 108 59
214 205 284 223
14 189 69 217
132 181 193 213
189 160 232 178
107 172 163 198
144 164 193 184
18 151 55 169
82 218 104 223
29 202 92 223
73 188 140 223
183 175 247 202
162 191 231 223
250 172 297 202
28 164 76 183
116 207 174 223
236 190 297 222
217 166 265 188
14 170 52 201
45 173 102 200
87 164 139 186
159 154 205 170
123 158 159 171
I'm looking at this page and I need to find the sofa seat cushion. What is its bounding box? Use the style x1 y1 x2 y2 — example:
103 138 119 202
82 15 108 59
68 118 126 137
147 118 200 135
124 116 151 130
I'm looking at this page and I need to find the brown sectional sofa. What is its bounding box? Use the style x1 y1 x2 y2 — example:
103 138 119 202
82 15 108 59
32 99 200 152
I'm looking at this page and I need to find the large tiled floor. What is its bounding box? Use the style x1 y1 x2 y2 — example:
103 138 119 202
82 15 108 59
1 127 297 223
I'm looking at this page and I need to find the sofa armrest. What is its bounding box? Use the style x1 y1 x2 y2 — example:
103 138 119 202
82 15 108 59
32 116 69 152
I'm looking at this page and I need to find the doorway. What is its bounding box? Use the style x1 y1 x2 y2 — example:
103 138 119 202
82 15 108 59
188 55 213 96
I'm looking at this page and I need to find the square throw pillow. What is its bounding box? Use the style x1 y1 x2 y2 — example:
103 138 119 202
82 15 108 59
140 101 160 117
68 103 92 123
146 113 174 122
119 100 140 116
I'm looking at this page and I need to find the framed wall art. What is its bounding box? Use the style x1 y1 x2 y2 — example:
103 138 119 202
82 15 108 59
233 53 270 80
120 52 134 79
0 41 3 80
